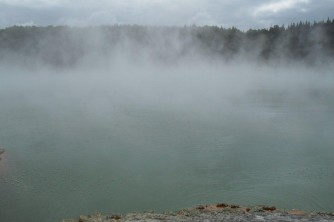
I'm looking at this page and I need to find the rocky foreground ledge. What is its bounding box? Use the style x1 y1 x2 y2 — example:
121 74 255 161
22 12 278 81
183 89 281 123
64 203 334 222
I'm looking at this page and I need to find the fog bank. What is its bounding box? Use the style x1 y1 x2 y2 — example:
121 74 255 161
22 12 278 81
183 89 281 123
1 20 334 69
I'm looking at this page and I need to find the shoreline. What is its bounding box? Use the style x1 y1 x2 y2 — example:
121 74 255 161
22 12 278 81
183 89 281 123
64 203 334 222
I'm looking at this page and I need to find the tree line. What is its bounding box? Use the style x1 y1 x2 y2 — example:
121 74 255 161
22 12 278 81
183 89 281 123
0 19 333 67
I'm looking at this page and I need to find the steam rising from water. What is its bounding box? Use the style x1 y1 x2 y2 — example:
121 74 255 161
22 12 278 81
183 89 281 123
0 26 334 222
1 59 332 118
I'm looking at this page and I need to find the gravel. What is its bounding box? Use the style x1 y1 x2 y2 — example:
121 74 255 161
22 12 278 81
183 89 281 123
63 203 334 222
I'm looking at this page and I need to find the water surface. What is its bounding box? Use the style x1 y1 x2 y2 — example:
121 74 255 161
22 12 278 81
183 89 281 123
0 65 333 222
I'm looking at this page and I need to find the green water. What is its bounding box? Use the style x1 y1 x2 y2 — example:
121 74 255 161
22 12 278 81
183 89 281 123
0 66 333 222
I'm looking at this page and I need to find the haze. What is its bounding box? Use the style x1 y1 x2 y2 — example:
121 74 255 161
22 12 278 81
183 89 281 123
0 3 334 222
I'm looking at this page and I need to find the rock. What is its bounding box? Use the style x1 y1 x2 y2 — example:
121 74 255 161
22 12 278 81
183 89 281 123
0 149 4 161
78 215 88 222
196 205 205 210
64 204 334 222
216 203 229 208
262 206 276 211
288 210 305 215
106 214 122 220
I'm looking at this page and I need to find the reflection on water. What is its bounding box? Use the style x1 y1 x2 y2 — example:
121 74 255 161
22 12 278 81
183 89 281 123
0 67 333 222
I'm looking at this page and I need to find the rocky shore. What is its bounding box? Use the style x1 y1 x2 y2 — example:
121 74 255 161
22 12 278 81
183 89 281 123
64 203 334 222
0 148 4 161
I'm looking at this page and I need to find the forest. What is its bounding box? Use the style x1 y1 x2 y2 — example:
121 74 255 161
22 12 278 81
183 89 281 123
0 19 334 67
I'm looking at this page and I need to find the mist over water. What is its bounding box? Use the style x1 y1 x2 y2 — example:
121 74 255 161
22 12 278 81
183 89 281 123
1 27 334 222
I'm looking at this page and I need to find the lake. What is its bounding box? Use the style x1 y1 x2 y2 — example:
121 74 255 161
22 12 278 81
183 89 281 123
0 63 333 222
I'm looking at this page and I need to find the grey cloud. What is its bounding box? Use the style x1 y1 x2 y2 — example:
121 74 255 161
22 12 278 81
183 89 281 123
58 10 118 26
0 0 333 28
252 0 334 27
0 3 66 27
188 12 217 26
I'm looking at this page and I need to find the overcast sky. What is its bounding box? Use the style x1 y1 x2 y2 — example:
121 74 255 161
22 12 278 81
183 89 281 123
0 0 333 29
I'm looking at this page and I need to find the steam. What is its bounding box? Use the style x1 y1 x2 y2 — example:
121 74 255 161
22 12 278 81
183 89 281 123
1 52 333 124
0 24 333 153
1 23 334 222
